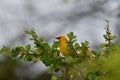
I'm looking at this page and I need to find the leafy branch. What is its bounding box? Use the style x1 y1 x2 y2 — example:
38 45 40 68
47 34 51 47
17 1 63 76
100 19 117 54
0 20 119 80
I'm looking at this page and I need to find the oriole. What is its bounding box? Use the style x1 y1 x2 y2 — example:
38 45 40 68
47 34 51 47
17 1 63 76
80 48 93 59
56 36 68 56
56 36 93 58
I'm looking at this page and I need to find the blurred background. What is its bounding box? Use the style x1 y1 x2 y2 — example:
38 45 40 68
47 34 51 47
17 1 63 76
0 0 120 80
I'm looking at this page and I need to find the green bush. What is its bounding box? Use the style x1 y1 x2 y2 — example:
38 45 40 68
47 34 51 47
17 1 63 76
0 19 120 80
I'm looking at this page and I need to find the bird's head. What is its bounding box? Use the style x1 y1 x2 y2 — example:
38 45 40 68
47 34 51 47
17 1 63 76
56 36 68 42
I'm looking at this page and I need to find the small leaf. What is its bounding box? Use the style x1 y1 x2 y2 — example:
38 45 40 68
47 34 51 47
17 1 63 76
15 46 24 52
34 49 41 55
25 44 31 50
38 37 45 42
11 48 20 57
105 19 111 22
64 56 73 64
103 34 108 39
54 66 60 72
110 35 117 40
84 41 89 47
99 43 105 48
52 41 60 48
51 76 57 80
0 46 11 56
67 32 76 40
27 55 33 61
72 58 79 64
74 43 80 50
91 50 97 55
34 57 40 62
87 72 95 80
48 65 54 73
42 43 50 51
25 30 32 34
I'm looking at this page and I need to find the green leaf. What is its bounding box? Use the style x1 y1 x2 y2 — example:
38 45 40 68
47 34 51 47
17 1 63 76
74 43 80 50
51 76 57 80
91 50 98 55
33 57 40 63
52 41 60 48
25 30 32 34
54 66 60 72
26 29 38 40
27 55 33 61
99 43 105 48
15 46 24 52
64 56 73 65
34 49 41 55
105 19 111 22
72 57 79 64
41 55 52 66
86 72 95 80
48 65 54 73
38 37 45 42
103 34 108 40
11 51 18 57
110 35 117 40
0 46 11 56
67 32 76 40
84 41 89 47
25 44 31 50
95 70 102 76
43 43 50 50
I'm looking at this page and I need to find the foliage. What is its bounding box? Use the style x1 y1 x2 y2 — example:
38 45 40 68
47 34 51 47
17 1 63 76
0 19 120 80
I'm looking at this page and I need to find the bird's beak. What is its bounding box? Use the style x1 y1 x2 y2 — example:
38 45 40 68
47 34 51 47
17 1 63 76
55 37 61 40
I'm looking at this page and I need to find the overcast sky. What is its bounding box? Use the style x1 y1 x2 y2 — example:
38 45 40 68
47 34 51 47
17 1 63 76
0 0 120 78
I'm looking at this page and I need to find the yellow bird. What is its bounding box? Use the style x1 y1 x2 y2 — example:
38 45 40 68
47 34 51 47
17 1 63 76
56 36 93 58
56 36 68 56
86 48 93 59
80 48 93 59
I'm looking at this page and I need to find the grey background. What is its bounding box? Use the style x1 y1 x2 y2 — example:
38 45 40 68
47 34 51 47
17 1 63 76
0 0 120 79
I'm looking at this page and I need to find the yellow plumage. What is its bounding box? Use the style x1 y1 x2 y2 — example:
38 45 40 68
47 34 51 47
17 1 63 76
86 48 93 59
56 36 68 56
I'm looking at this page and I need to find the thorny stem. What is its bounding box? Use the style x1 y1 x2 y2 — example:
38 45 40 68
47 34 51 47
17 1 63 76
105 20 112 54
72 45 79 57
106 21 111 46
61 68 70 80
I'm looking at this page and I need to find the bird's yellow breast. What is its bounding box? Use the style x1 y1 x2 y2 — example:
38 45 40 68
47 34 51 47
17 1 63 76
59 42 68 56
